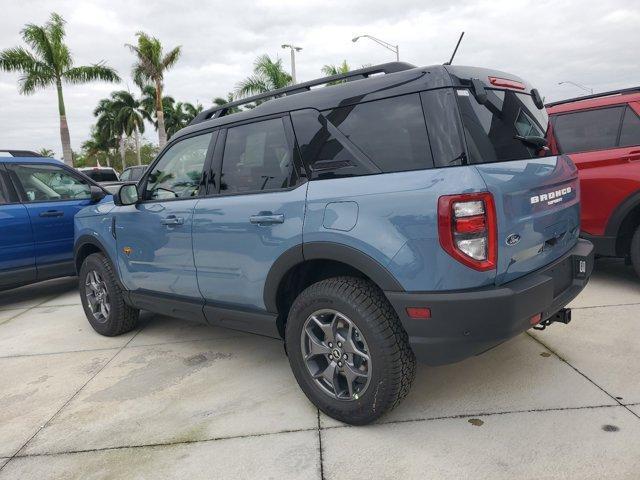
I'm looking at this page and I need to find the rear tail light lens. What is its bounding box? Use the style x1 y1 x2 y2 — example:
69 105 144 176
438 192 497 271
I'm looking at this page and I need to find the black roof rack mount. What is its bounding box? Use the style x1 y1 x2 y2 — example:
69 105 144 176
545 86 640 108
190 61 416 125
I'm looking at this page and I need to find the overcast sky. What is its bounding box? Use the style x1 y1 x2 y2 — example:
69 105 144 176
1 0 638 157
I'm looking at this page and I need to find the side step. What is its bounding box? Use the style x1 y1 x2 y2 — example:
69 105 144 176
533 308 572 331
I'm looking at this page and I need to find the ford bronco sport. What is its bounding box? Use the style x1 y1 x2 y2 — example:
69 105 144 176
74 62 593 424
547 88 640 277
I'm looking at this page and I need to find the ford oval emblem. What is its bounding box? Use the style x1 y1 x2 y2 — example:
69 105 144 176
506 233 521 246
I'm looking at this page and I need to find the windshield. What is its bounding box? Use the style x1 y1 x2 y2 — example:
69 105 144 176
456 88 550 164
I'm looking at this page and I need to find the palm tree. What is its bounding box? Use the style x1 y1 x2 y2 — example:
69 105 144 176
82 126 115 167
235 54 292 99
38 148 55 157
163 101 203 139
93 97 119 167
321 60 351 77
111 91 145 165
213 92 241 114
126 32 181 148
0 13 119 166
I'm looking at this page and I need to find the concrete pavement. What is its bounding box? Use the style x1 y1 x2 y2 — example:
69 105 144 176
0 258 638 479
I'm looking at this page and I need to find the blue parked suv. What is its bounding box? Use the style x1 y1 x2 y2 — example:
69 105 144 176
0 153 106 290
74 63 594 424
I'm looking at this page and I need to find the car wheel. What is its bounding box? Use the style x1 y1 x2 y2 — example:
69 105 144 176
285 276 416 425
79 252 139 336
630 225 640 279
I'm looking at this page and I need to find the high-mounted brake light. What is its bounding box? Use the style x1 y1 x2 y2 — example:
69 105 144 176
438 192 497 271
488 76 526 91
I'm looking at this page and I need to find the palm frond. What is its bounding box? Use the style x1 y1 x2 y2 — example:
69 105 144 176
162 46 182 69
235 74 270 98
63 63 120 84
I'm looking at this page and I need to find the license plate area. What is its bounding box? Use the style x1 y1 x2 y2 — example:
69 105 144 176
549 256 573 298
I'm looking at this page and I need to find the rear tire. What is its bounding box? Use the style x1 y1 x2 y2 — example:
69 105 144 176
285 276 416 425
79 253 139 336
630 225 640 278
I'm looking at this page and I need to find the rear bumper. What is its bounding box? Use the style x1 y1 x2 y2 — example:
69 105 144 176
385 239 594 366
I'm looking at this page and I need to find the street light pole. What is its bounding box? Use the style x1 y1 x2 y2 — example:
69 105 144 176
281 44 302 84
558 81 594 95
352 34 399 61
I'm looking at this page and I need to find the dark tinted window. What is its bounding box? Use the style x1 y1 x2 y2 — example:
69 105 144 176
619 107 640 147
146 133 212 200
221 118 299 193
420 89 465 167
457 89 549 164
324 94 432 173
290 109 373 179
83 169 119 182
552 107 624 154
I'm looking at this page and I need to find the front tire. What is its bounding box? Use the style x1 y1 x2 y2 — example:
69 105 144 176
285 277 416 425
630 225 640 278
79 253 139 336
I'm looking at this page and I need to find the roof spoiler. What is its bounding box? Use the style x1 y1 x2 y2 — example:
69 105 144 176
545 86 640 108
190 61 416 125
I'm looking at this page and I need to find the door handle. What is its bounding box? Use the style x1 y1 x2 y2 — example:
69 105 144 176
39 210 64 218
629 150 640 162
249 213 285 225
161 215 184 226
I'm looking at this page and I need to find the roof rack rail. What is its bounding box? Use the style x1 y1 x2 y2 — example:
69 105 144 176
190 61 416 125
545 86 640 108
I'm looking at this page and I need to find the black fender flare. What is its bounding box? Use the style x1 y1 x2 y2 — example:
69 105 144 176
263 242 403 313
74 235 116 273
605 189 640 238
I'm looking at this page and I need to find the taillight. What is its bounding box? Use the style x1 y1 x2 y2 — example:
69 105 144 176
438 192 497 271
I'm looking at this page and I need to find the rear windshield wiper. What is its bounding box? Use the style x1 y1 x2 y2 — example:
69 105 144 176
514 135 548 150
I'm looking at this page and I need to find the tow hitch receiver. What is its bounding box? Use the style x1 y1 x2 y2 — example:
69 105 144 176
533 308 572 331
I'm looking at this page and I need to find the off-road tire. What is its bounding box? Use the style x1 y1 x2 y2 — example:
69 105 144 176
286 276 416 425
79 253 139 336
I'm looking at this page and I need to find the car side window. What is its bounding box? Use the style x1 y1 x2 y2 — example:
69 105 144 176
120 169 131 181
7 163 91 202
0 169 12 204
220 117 299 193
552 106 624 154
619 107 640 147
145 132 213 200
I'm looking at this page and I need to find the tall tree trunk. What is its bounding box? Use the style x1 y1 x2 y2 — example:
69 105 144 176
119 135 126 168
135 127 141 165
56 80 74 166
155 81 167 148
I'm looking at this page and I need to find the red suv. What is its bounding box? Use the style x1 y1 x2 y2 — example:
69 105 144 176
547 88 640 276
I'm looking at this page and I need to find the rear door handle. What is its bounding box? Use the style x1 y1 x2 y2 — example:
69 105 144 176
161 215 184 226
249 213 285 225
629 150 640 162
39 210 64 218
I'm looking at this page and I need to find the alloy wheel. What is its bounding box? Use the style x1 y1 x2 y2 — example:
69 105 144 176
85 270 110 323
300 309 372 400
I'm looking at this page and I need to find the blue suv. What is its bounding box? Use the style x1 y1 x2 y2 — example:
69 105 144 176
0 153 105 290
74 63 594 424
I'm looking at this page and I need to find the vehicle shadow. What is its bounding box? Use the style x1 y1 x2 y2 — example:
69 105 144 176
0 276 78 310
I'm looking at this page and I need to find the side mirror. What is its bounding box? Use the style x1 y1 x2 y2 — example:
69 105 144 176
114 183 140 206
90 185 106 203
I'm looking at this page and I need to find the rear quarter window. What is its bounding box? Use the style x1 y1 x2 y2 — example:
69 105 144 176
619 106 640 147
292 93 433 179
552 106 624 154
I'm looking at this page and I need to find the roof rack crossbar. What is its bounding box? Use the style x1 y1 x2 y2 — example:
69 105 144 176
545 86 640 108
190 61 416 125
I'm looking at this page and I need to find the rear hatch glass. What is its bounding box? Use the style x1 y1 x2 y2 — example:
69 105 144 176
83 169 119 182
455 88 580 284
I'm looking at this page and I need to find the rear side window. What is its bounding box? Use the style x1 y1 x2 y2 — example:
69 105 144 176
292 93 433 179
552 106 624 154
220 117 299 193
619 106 640 147
456 89 549 164
0 169 12 204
